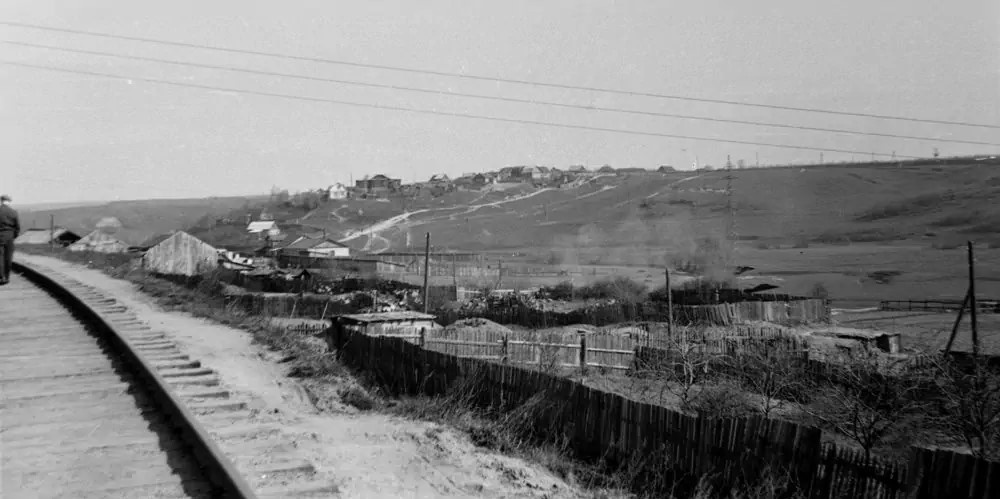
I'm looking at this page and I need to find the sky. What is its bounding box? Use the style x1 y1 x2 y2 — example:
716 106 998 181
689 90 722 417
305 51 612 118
1 0 998 204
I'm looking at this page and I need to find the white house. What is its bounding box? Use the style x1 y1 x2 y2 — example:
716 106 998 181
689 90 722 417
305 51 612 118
281 236 351 258
246 220 281 240
327 183 348 200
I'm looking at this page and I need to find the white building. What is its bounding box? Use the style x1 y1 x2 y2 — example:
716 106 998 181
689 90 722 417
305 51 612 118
246 220 281 239
327 183 348 200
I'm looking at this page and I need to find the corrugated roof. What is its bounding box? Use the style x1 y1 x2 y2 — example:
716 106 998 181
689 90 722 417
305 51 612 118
339 312 437 323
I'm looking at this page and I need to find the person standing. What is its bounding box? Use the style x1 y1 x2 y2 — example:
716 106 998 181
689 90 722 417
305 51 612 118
0 194 20 285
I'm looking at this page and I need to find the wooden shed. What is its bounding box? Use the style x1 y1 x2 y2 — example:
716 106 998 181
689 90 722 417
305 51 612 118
15 227 82 246
141 231 218 277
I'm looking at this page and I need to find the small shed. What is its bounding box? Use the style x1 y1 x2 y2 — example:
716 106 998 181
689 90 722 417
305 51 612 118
329 312 439 345
141 231 218 277
15 227 82 246
812 329 901 354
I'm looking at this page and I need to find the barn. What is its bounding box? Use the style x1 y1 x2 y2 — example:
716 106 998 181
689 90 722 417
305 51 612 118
15 227 82 246
141 231 219 277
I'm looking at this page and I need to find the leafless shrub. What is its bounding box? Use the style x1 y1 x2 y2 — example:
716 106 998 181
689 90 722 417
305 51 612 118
732 348 808 418
926 356 1000 459
802 352 925 460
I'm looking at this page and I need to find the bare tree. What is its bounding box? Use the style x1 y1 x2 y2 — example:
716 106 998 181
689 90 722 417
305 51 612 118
803 351 923 460
733 344 807 418
929 356 1000 459
646 331 719 413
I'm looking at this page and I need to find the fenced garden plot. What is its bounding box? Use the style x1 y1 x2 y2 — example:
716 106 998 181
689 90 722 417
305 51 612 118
325 325 1000 498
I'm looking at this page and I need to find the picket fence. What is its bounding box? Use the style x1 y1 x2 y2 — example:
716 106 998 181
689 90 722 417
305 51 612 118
438 299 829 328
324 326 999 498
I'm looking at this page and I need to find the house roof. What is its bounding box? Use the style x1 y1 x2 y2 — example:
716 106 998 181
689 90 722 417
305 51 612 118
338 312 437 324
15 227 80 244
429 174 451 182
247 221 278 232
72 228 153 249
283 236 349 251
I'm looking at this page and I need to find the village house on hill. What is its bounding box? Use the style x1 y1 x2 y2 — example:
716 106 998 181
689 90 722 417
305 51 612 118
326 182 348 200
498 166 525 183
355 174 402 198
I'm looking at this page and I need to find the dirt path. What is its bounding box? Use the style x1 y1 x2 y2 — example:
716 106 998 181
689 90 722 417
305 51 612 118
17 254 611 499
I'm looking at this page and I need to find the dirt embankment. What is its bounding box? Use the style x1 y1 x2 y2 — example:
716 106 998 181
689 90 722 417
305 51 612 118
18 254 616 499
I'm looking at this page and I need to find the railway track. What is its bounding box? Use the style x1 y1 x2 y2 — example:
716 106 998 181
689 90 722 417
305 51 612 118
0 263 258 499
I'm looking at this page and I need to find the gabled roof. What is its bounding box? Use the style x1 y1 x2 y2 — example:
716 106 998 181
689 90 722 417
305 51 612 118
247 220 278 233
429 174 451 182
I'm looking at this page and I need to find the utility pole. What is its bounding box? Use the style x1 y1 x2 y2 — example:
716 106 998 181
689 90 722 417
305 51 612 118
665 266 673 337
49 214 55 252
969 241 979 356
819 153 824 164
422 233 431 313
944 241 981 355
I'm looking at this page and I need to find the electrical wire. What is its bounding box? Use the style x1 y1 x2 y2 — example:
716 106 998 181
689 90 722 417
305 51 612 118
1 59 925 159
6 40 997 147
3 20 998 129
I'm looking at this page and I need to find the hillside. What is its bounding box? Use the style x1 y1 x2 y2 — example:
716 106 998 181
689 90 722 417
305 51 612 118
225 163 999 305
19 195 269 244
264 163 999 257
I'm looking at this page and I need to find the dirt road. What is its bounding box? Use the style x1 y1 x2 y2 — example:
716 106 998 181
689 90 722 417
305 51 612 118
18 254 614 499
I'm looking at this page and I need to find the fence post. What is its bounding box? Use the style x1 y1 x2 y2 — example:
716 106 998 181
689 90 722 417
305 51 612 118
501 334 509 363
579 332 588 375
419 327 426 348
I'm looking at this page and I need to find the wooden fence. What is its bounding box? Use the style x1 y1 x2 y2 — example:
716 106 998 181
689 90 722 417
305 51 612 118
324 326 999 498
437 299 829 328
879 299 1000 314
344 323 796 371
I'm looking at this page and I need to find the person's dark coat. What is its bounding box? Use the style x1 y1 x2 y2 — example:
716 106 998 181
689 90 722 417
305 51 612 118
0 205 19 241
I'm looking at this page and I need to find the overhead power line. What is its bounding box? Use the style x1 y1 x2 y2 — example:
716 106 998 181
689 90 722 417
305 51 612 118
7 40 998 148
0 60 923 159
3 20 999 130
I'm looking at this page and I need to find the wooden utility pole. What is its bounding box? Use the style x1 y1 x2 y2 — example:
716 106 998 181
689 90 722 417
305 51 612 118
49 214 55 252
665 266 674 336
422 232 431 313
944 241 980 355
944 292 970 353
969 241 979 355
